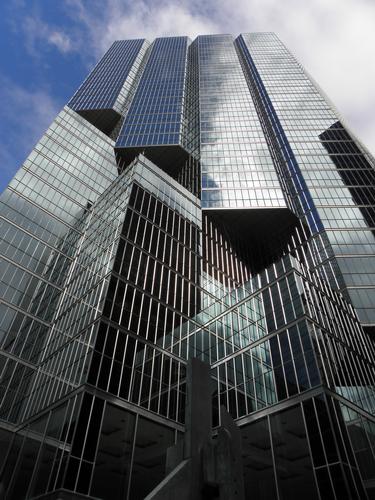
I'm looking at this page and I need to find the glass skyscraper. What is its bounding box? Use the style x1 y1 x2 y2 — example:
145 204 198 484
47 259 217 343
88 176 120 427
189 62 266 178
1 32 375 500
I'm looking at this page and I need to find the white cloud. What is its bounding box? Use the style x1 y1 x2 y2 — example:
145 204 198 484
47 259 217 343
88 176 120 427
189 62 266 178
22 16 73 56
65 0 218 57
0 77 60 192
47 30 73 53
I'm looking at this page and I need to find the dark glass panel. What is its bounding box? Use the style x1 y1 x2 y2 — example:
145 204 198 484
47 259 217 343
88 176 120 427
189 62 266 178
302 398 326 467
329 464 350 499
76 460 93 495
72 393 93 457
274 366 287 401
104 327 117 357
109 360 122 395
241 417 277 500
294 356 310 391
64 456 80 490
98 356 111 391
95 322 108 353
0 435 24 497
283 360 298 396
31 443 57 497
103 277 117 317
129 417 174 499
91 404 135 500
120 242 133 276
113 238 125 272
316 467 335 500
314 396 338 464
88 351 101 385
46 402 68 440
83 397 105 461
270 405 319 499
114 331 126 362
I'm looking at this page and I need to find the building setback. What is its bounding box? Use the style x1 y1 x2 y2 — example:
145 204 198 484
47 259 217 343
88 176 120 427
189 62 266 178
0 33 375 499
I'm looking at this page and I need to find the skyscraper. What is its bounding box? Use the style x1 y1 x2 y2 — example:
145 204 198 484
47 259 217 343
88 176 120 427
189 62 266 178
1 31 375 499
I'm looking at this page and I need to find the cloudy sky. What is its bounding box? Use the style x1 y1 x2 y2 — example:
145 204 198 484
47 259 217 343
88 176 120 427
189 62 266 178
1 0 374 192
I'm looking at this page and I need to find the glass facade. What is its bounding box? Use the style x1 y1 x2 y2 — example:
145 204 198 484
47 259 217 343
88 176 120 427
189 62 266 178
197 34 286 210
115 37 195 171
69 39 150 135
1 32 375 500
237 32 375 325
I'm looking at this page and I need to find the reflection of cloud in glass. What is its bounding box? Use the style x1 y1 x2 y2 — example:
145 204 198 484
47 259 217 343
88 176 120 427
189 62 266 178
198 35 284 210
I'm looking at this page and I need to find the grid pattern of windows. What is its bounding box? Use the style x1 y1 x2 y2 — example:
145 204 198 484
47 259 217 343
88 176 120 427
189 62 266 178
240 396 368 500
116 37 190 149
89 178 200 422
0 106 118 423
239 32 375 324
2 32 375 500
68 39 148 115
319 122 375 324
15 167 135 422
8 157 200 426
342 402 375 491
2 393 179 500
236 33 345 305
197 34 286 209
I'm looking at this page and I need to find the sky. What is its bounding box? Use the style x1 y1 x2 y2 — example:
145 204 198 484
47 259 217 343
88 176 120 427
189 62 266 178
1 0 374 192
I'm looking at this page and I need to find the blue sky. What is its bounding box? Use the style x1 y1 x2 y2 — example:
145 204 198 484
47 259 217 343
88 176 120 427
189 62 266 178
1 0 375 192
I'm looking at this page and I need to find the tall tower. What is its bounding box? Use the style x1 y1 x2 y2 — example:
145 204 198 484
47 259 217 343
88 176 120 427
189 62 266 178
1 33 375 500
